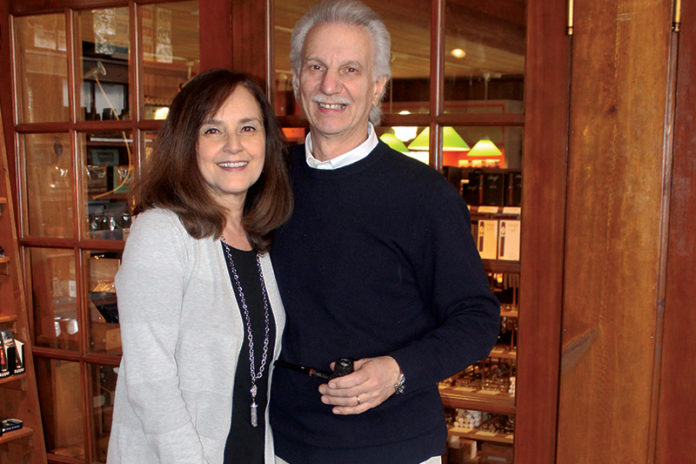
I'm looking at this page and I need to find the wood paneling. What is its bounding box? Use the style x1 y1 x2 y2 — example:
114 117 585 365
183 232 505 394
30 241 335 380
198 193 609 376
230 0 269 85
557 1 672 462
514 0 568 462
657 0 696 460
198 0 232 71
0 1 17 210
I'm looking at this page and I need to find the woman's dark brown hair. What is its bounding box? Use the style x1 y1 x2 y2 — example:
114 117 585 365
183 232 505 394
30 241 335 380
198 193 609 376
135 68 293 252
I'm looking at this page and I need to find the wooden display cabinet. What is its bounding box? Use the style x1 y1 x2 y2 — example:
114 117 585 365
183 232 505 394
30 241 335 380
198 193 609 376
4 3 201 461
0 108 47 463
439 204 520 461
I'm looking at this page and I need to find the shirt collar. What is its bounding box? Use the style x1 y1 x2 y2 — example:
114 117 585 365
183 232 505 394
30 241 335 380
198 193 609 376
305 123 378 170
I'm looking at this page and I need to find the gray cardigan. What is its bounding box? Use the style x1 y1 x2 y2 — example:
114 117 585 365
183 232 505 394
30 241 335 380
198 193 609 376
107 208 285 463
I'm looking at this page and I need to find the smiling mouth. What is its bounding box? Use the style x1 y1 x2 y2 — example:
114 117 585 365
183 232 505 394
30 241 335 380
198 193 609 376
318 102 347 110
218 161 248 168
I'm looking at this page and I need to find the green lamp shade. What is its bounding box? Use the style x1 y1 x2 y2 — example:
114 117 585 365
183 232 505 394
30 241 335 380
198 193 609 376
468 138 502 157
407 127 470 151
407 127 430 151
379 133 409 153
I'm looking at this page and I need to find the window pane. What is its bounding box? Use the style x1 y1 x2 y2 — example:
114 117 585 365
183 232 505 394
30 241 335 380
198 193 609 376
272 0 307 118
14 14 69 123
447 125 523 170
89 363 118 462
443 0 525 113
21 133 74 238
35 358 85 459
79 131 133 241
141 1 200 120
27 248 79 350
376 1 431 116
77 8 131 121
375 125 429 165
85 251 122 355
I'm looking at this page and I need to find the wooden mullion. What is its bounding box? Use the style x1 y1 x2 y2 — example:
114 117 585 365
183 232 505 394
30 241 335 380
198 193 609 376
435 113 525 127
131 0 142 123
10 1 128 16
656 0 696 460
429 0 445 169
514 0 570 462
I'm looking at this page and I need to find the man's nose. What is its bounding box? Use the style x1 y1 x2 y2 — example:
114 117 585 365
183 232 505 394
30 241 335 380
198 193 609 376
320 70 341 95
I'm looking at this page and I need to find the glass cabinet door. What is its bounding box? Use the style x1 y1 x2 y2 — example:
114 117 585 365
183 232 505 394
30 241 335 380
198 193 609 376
11 2 201 462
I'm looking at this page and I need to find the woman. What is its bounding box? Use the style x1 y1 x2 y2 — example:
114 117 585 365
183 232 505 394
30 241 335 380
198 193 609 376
107 69 293 464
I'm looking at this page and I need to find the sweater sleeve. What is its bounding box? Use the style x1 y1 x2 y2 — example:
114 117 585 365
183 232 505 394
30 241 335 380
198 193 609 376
389 182 500 392
114 210 209 463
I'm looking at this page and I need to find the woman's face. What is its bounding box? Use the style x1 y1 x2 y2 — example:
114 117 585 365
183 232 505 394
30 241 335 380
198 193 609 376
196 85 266 210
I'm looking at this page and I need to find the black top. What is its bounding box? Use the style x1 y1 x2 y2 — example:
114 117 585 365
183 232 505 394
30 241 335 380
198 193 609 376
270 142 500 464
222 243 276 464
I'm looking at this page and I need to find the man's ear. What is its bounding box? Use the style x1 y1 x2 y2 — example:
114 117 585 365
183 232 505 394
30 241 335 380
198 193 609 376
372 75 388 106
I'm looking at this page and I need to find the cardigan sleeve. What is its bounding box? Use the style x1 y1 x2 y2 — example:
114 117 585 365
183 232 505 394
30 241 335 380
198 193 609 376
388 181 501 392
114 209 209 463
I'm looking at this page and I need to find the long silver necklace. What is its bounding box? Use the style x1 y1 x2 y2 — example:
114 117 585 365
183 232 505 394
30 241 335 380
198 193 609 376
222 240 271 428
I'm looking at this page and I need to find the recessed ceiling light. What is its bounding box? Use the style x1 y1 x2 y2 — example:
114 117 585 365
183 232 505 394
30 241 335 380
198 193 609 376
451 48 466 58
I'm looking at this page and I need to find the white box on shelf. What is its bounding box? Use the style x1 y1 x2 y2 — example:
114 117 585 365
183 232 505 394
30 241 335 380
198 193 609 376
477 219 499 259
497 219 521 261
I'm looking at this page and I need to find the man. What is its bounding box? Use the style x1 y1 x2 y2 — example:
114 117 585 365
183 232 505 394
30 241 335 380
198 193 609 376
269 1 500 463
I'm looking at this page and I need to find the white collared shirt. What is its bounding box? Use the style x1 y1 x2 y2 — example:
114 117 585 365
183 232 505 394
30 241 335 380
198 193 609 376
304 123 379 170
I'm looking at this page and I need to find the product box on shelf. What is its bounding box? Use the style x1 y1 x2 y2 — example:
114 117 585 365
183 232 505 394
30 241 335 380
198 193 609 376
462 170 484 206
0 329 25 375
0 335 9 378
477 219 499 260
1 418 23 433
505 171 522 207
13 338 25 374
497 219 521 261
480 442 513 464
482 172 506 206
446 434 477 464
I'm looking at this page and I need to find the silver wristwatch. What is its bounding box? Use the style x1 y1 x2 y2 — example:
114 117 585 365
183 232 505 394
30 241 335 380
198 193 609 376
393 372 406 395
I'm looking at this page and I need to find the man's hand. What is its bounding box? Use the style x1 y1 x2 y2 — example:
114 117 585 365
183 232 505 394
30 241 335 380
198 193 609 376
318 355 401 415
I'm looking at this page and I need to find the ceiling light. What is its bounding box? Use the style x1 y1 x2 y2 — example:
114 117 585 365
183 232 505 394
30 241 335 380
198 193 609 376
451 48 466 58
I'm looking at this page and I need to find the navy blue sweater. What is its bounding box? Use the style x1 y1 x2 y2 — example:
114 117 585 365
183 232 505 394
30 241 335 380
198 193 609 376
270 142 500 464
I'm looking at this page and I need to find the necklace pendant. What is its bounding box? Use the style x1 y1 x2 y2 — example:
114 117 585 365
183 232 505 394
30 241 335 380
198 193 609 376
250 402 258 428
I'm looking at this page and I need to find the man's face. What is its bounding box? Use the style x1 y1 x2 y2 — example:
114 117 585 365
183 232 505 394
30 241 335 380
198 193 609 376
296 22 387 156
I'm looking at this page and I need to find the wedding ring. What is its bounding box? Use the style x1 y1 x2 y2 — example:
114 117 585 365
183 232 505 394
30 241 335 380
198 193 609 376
356 395 361 405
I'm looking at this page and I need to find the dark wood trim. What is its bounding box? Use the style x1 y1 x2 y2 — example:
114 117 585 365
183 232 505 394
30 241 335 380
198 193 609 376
198 0 233 71
0 2 18 217
429 0 445 168
264 0 273 98
648 23 680 464
656 0 696 460
230 0 268 83
8 0 173 16
514 0 569 462
556 1 672 461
